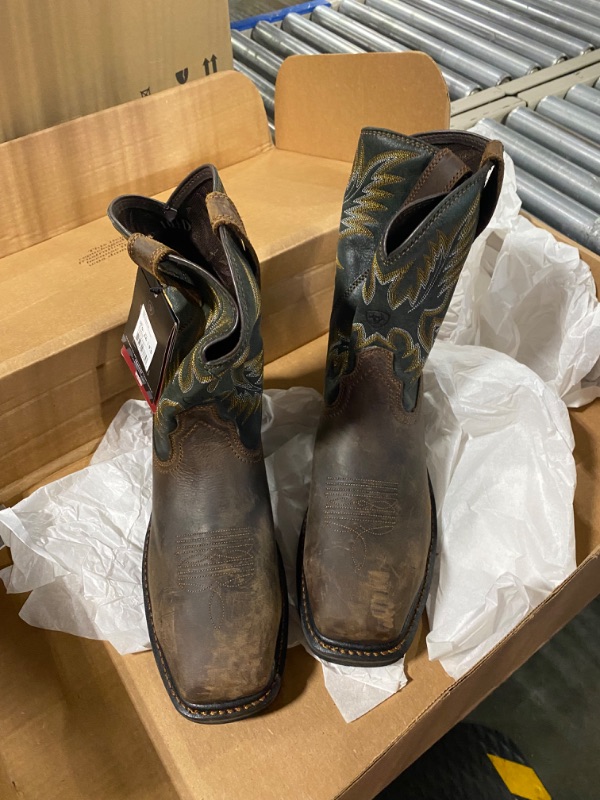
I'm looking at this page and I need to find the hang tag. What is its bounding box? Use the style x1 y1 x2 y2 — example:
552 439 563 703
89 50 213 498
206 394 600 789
121 268 179 412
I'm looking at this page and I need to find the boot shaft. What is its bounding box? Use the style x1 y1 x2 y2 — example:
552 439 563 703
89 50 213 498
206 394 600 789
327 128 503 409
109 165 264 458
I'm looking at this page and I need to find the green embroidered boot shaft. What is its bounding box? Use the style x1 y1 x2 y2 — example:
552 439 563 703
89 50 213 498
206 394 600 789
326 128 504 410
110 165 264 460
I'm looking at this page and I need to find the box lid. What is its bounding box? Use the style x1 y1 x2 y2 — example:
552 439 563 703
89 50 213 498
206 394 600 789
275 51 450 161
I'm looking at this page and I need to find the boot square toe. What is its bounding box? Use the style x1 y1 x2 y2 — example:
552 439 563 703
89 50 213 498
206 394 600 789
298 478 437 668
143 523 288 723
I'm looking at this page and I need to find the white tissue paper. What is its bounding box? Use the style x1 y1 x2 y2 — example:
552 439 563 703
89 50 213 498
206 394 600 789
1 153 599 721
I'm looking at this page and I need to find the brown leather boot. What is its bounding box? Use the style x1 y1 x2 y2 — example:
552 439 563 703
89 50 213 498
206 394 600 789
108 166 287 722
299 129 503 666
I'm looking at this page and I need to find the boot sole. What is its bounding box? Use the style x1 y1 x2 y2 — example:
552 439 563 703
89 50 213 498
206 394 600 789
298 476 437 668
142 520 288 723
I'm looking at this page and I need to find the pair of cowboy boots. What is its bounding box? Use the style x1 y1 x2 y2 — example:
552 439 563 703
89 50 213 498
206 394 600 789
109 127 503 722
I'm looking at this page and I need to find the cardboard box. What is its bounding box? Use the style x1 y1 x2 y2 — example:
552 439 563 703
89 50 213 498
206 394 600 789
1 53 599 800
0 0 233 142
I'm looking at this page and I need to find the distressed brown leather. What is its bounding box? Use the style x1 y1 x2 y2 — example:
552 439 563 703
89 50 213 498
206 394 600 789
299 127 503 666
148 405 282 707
127 232 175 278
303 349 431 654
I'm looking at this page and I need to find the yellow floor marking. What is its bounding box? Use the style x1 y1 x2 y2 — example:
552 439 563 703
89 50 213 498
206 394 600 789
488 754 551 800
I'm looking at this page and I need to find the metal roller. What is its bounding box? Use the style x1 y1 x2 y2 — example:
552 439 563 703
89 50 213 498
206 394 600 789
252 20 319 57
340 0 510 86
233 59 275 119
515 0 600 28
312 5 409 52
565 84 600 118
282 12 365 53
506 107 600 176
536 97 600 147
513 167 600 255
231 30 283 82
565 0 600 11
476 118 600 215
310 5 481 98
495 0 600 48
402 0 566 66
431 68 482 100
443 0 593 57
366 0 540 76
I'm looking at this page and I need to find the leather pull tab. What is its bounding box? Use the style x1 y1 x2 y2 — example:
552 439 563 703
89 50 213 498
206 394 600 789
475 139 504 237
127 233 174 280
403 148 471 209
206 191 248 241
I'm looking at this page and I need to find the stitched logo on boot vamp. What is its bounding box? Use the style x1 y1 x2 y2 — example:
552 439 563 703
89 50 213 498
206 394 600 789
324 478 399 574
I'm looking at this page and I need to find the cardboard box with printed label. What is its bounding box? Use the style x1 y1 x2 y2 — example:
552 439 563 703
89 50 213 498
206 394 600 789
1 53 599 800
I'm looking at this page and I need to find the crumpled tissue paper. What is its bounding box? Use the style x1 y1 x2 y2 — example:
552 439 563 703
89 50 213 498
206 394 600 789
1 153 599 721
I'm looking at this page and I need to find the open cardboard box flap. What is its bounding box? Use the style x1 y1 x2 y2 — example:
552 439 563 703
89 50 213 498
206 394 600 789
2 53 599 800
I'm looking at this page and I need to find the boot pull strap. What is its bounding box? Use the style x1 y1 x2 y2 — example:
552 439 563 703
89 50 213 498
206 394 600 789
384 150 471 255
206 190 261 277
127 233 174 281
402 148 471 209
475 139 504 238
206 192 249 244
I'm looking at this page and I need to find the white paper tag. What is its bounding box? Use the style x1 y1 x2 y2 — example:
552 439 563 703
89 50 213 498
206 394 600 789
132 305 157 371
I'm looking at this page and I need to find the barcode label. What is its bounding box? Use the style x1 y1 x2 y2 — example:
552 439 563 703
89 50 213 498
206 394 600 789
133 304 157 370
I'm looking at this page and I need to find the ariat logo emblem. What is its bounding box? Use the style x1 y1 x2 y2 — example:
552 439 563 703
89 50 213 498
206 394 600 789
366 309 390 328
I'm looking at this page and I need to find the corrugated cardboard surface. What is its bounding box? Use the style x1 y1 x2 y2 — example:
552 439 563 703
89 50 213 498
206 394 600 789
0 0 233 142
2 52 599 800
0 53 449 504
276 52 449 161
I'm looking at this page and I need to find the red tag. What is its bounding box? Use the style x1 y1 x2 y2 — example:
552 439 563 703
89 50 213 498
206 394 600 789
121 345 158 412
